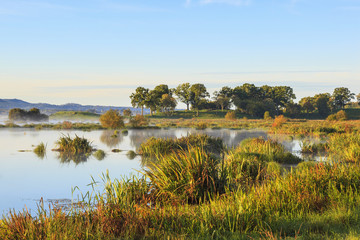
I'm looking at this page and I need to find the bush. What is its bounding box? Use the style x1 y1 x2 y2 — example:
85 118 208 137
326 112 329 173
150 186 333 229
225 111 236 120
326 110 348 121
129 114 149 128
272 115 287 128
100 109 125 129
263 111 272 120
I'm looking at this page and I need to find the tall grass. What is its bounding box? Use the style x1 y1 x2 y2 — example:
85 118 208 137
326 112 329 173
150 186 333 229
235 137 302 164
143 146 227 204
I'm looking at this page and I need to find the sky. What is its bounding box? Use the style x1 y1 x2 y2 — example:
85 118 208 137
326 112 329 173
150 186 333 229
0 0 359 107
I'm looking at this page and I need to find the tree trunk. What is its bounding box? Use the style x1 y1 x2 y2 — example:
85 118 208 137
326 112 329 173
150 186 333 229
186 103 189 111
141 106 144 116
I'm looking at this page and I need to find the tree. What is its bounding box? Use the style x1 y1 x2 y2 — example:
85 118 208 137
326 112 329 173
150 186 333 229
271 86 296 112
332 87 355 109
357 93 360 106
213 87 233 110
122 108 132 117
190 83 209 116
174 83 192 111
99 109 125 129
130 87 149 115
160 94 177 114
316 96 331 117
299 97 315 113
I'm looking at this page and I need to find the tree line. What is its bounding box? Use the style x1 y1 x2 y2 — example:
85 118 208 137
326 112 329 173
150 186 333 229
130 83 360 118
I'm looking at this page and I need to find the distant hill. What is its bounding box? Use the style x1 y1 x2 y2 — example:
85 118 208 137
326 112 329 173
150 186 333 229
0 99 147 115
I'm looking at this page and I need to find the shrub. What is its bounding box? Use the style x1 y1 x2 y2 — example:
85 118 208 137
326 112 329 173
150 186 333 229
225 111 236 120
263 111 272 120
100 109 125 129
272 115 287 128
336 110 348 121
327 110 348 121
129 114 149 128
195 121 208 129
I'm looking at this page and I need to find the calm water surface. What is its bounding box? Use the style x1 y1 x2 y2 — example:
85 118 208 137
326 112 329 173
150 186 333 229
0 128 302 215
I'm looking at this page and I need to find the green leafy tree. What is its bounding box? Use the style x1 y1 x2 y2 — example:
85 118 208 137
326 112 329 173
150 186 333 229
357 93 360 106
130 87 149 115
190 83 209 116
332 87 355 109
316 96 331 117
99 109 125 129
299 97 315 113
174 83 192 111
160 94 177 114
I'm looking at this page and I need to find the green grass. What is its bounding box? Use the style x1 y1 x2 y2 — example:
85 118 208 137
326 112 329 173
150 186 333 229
138 134 224 158
148 110 251 119
50 111 100 121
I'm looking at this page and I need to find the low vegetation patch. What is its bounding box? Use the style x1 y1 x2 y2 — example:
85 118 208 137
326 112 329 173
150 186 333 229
138 134 224 157
33 142 46 158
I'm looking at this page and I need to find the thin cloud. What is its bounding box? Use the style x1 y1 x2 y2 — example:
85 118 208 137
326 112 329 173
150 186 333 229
186 0 251 6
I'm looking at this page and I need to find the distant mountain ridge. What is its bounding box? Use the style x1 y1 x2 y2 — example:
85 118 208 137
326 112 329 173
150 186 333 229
0 99 145 114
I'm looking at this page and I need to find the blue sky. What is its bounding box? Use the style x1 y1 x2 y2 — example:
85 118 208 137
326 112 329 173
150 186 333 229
0 0 359 107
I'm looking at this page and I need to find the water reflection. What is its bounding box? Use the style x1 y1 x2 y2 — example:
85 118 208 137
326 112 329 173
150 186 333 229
129 129 177 150
57 152 91 165
100 130 123 148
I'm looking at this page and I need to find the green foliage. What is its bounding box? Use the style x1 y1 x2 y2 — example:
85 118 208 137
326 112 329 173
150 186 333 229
190 83 209 115
130 87 149 115
99 109 125 129
159 94 177 114
174 83 192 111
333 87 355 109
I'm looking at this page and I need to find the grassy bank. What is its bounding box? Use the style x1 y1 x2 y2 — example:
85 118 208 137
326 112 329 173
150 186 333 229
50 111 100 121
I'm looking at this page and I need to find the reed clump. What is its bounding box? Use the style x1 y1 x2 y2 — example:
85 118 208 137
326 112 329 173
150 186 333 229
235 137 302 164
33 142 46 158
55 135 93 154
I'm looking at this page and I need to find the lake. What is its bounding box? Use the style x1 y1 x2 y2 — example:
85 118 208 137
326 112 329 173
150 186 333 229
0 128 303 215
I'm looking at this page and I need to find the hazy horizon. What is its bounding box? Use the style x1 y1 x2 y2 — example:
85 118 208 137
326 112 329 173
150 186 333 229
1 0 359 107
